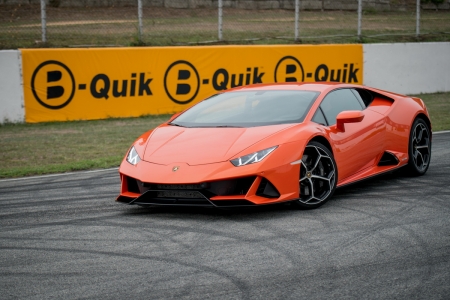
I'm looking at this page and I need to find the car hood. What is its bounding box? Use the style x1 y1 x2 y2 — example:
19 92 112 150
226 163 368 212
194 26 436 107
142 124 295 165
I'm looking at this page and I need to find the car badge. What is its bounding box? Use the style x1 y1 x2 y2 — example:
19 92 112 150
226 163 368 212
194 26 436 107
172 166 180 172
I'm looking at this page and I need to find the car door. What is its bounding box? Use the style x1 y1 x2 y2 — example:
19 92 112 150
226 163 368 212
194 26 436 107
312 88 385 182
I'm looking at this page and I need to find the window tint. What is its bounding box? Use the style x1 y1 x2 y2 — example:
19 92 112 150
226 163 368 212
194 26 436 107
312 107 327 125
351 89 367 109
354 88 374 107
171 90 319 128
319 89 363 125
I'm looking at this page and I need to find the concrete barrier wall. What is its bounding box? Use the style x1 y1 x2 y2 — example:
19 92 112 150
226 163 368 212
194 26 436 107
363 42 450 95
0 50 24 124
0 42 449 123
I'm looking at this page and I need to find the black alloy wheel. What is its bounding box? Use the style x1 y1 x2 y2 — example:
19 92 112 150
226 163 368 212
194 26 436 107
293 141 337 209
407 118 431 176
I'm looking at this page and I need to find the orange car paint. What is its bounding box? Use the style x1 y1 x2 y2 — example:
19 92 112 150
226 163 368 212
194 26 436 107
118 82 431 205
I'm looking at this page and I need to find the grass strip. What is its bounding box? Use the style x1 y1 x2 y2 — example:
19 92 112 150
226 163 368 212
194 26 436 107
415 92 450 132
0 92 448 178
0 115 171 178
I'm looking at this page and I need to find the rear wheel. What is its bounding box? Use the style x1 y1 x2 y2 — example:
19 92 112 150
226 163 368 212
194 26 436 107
292 141 337 209
407 118 431 176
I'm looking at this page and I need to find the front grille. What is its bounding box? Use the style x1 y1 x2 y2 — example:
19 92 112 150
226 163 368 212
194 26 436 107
155 190 202 198
153 183 206 190
122 175 277 207
131 190 211 206
140 176 256 198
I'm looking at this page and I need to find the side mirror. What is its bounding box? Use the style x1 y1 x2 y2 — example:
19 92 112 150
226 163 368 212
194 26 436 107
336 110 364 131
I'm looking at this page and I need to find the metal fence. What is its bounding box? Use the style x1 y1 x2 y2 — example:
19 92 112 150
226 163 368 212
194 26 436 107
1 0 449 49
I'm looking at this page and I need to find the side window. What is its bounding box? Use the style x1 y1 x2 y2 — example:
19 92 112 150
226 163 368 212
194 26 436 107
353 88 374 107
319 89 363 125
312 107 327 125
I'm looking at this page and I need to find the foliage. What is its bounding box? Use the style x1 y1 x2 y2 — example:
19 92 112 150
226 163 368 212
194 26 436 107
421 0 445 9
49 0 61 8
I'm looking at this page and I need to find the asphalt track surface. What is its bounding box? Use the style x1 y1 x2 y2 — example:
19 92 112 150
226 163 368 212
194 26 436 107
1 132 449 300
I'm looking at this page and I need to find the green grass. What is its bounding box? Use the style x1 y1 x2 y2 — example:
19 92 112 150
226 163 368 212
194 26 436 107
0 115 171 178
416 92 450 132
0 92 448 179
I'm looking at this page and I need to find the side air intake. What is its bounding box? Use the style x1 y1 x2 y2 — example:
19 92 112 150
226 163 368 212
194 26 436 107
256 178 280 198
378 151 399 166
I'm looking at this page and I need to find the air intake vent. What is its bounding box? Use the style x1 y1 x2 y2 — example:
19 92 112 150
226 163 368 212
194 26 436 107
378 151 399 166
256 178 280 199
126 176 140 193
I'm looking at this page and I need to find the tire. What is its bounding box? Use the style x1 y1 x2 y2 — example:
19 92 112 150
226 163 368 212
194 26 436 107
292 141 337 209
406 118 431 176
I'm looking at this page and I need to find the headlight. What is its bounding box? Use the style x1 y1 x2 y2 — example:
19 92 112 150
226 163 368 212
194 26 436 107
230 146 278 167
126 146 141 165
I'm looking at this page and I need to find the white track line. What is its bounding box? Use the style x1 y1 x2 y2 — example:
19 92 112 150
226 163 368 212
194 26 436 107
2 131 449 182
0 167 119 182
434 130 450 135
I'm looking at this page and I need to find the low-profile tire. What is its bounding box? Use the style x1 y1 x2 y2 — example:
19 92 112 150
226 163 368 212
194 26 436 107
292 141 337 209
406 117 431 176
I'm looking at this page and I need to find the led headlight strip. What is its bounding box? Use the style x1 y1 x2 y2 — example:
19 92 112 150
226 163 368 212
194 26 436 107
126 146 141 165
230 146 278 167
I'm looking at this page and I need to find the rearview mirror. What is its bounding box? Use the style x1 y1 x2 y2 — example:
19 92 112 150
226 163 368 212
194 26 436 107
336 110 364 131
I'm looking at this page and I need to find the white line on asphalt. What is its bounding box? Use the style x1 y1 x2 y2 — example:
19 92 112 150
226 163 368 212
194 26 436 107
0 167 119 182
434 130 450 135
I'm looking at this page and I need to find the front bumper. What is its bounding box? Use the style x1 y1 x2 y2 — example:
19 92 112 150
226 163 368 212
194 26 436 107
117 158 300 207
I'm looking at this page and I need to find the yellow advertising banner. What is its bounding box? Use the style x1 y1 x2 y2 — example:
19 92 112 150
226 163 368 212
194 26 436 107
21 45 363 123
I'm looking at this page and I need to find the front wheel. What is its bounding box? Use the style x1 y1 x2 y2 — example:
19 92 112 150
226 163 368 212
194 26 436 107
406 118 431 176
292 141 337 209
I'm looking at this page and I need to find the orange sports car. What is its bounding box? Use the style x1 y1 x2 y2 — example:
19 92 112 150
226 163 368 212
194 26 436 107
117 82 431 209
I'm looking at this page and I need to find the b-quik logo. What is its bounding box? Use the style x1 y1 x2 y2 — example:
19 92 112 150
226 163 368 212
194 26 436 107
31 60 154 110
274 56 360 83
164 60 200 105
31 60 75 110
274 56 305 83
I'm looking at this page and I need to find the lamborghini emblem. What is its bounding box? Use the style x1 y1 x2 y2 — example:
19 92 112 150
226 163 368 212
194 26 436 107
172 166 180 172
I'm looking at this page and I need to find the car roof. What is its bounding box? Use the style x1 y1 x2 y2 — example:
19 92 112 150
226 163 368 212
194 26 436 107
225 82 359 93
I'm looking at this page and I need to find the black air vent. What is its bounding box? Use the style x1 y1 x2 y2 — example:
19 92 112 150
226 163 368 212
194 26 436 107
378 151 399 166
126 176 140 193
256 178 280 198
208 177 256 196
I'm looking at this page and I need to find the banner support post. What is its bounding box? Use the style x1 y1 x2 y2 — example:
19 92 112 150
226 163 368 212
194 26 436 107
295 0 300 41
40 0 47 43
218 0 223 41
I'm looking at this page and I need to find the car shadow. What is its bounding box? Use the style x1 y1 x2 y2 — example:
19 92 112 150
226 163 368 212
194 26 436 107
120 167 417 218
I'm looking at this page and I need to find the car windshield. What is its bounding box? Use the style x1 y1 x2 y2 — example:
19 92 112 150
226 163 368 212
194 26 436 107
170 90 319 128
